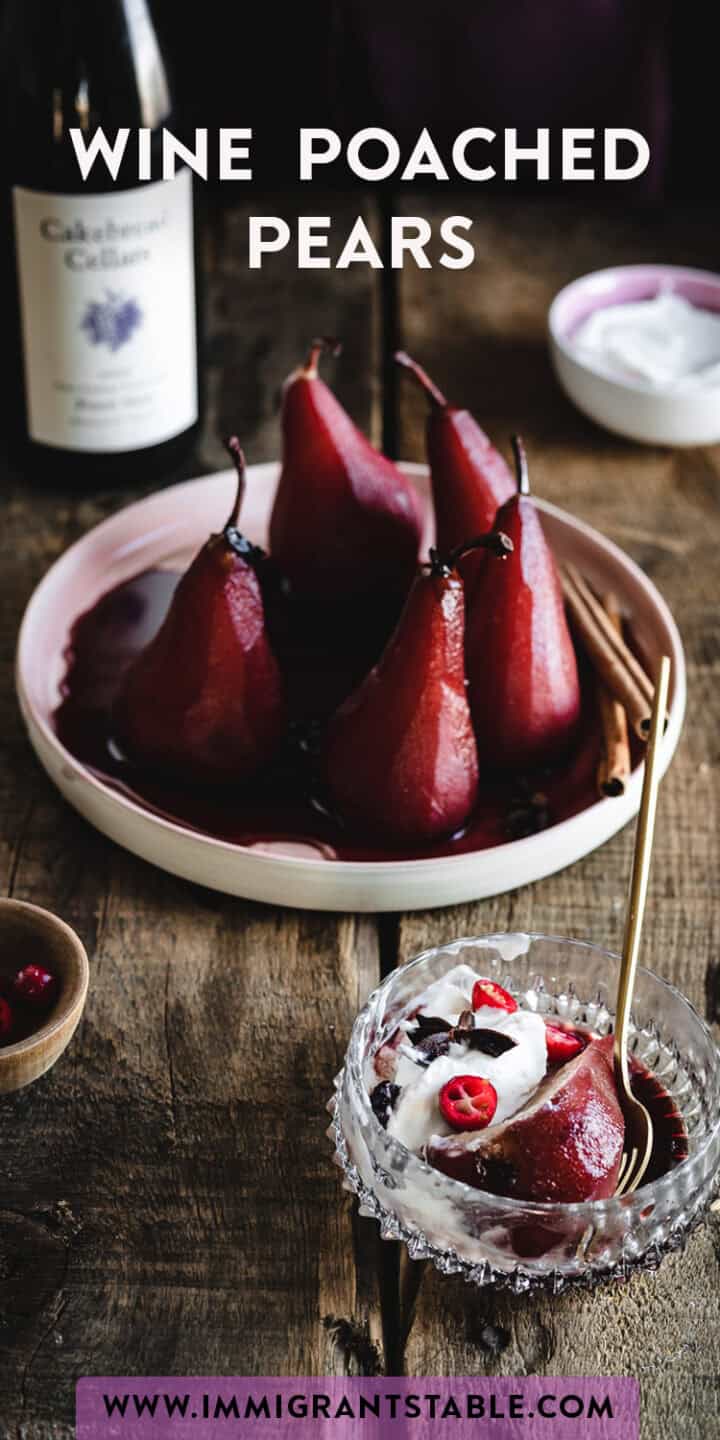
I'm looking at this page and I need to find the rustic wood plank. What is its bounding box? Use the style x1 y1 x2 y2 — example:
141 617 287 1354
394 197 720 1432
0 196 384 1433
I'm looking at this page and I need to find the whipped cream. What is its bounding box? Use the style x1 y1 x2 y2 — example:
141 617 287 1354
571 292 720 392
379 965 547 1153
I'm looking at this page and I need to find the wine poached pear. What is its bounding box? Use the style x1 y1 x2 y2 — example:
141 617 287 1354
428 1038 624 1203
395 351 515 592
324 535 512 842
270 339 423 601
114 440 285 782
466 437 581 771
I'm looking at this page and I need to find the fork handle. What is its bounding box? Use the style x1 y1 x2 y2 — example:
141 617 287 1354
614 656 671 1087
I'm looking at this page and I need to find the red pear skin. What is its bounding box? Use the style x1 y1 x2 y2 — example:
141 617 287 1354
270 340 424 600
466 440 581 770
115 444 285 782
395 352 515 591
428 1038 624 1203
323 565 479 841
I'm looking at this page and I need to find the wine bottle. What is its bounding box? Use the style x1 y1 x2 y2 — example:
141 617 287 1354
0 0 201 483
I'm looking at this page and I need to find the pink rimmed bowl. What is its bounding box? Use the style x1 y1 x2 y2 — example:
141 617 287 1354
549 263 720 445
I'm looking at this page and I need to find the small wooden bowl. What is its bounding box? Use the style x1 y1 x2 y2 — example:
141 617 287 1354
0 899 89 1093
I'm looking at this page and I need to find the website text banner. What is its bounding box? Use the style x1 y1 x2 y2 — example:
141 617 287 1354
77 1377 639 1440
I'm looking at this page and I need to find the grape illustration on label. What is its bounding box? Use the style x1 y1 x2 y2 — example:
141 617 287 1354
80 291 143 352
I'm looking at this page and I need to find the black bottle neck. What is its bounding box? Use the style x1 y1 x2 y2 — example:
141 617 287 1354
2 0 176 189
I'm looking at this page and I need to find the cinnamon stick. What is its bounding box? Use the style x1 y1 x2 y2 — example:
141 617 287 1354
596 593 631 797
561 562 657 738
566 563 654 702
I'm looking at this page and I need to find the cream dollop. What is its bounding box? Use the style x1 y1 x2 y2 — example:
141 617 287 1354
571 293 720 392
382 966 547 1154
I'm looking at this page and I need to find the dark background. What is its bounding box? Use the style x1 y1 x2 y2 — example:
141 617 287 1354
150 0 712 202
0 0 712 201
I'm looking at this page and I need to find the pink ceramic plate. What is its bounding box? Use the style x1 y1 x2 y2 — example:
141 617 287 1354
16 464 685 911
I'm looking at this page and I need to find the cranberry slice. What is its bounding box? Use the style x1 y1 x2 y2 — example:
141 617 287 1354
439 1074 498 1131
545 1023 586 1063
471 979 517 1014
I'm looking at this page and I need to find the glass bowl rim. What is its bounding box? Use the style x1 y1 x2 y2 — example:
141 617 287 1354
345 930 720 1220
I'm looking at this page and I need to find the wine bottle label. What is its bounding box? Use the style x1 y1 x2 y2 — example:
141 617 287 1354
12 170 197 453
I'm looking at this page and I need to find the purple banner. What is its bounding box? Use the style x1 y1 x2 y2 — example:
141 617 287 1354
77 1377 639 1440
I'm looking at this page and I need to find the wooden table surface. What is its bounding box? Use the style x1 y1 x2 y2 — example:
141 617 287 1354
1 195 718 1440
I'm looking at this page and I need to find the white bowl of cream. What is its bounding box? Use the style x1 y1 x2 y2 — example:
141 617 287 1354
548 264 720 445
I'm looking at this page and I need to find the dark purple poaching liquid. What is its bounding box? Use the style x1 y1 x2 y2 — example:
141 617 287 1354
628 1058 689 1182
54 565 615 862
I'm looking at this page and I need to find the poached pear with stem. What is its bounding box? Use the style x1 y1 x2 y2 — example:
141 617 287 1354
323 531 513 843
114 438 286 783
270 338 424 603
395 350 515 592
466 436 581 771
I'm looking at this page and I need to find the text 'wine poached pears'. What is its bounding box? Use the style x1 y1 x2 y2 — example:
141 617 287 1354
395 350 515 592
466 437 581 771
323 535 512 842
114 440 285 782
270 338 424 601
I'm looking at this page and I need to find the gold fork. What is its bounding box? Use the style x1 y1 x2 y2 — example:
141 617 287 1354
613 654 671 1198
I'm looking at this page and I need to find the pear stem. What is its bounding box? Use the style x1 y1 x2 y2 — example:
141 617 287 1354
224 436 247 528
221 438 266 564
512 434 530 495
305 336 342 377
429 531 514 576
394 351 447 409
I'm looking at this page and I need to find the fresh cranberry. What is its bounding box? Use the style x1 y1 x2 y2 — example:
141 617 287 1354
439 1074 498 1131
471 979 517 1014
13 964 58 1011
545 1023 586 1063
0 995 13 1042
